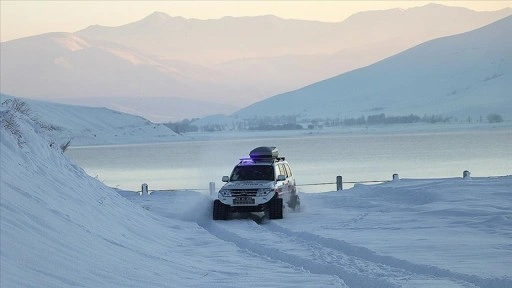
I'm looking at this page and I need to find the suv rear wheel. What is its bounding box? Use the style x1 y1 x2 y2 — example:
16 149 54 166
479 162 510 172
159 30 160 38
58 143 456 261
289 194 301 211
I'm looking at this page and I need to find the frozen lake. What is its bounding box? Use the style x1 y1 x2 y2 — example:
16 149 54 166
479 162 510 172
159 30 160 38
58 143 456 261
66 128 512 192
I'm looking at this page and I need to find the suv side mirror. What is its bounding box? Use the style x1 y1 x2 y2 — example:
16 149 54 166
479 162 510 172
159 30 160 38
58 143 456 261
222 176 229 182
277 175 286 181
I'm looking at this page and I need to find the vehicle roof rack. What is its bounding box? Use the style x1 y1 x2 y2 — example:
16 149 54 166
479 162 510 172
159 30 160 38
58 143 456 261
249 146 284 162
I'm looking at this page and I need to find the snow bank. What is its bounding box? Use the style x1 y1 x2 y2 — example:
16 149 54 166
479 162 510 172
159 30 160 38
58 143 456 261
0 95 181 146
0 104 341 286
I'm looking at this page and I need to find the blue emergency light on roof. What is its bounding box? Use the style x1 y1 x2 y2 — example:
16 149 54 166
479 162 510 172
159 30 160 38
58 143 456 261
238 157 255 165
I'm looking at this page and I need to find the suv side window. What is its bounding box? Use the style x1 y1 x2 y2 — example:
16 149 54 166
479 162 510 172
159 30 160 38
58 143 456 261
279 163 290 178
284 163 292 177
276 163 285 178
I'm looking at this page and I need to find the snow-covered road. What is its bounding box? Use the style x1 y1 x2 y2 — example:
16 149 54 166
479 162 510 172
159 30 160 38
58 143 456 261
120 177 512 288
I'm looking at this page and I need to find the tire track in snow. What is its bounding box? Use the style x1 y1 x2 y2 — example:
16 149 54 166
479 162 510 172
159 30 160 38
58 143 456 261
198 219 398 288
265 222 512 288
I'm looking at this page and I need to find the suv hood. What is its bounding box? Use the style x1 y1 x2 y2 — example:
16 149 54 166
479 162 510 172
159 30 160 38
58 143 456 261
222 181 274 190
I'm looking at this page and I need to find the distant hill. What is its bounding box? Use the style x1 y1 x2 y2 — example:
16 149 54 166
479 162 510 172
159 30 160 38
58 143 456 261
74 4 511 105
234 16 512 122
1 4 510 121
0 95 180 146
76 4 511 65
0 33 240 122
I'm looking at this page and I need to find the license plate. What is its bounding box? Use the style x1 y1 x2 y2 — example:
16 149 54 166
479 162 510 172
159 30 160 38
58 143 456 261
233 197 255 205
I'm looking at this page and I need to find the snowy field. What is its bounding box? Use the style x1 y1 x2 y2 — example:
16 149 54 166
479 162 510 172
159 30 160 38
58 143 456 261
2 110 512 287
119 178 512 288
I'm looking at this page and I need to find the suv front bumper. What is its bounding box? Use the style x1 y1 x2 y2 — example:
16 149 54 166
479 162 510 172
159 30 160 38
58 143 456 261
218 194 273 207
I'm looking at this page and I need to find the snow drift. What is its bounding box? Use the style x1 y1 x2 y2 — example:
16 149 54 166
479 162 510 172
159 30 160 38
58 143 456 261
0 100 338 287
1 102 511 287
0 95 180 146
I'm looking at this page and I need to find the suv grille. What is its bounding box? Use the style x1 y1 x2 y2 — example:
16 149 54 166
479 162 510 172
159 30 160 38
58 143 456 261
231 189 258 197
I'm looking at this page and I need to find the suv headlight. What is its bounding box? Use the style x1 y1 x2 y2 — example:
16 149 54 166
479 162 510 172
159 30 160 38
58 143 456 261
219 189 231 197
257 188 273 196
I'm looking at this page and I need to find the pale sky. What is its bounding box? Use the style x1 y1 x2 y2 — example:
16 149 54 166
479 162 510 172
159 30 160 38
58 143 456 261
1 1 511 42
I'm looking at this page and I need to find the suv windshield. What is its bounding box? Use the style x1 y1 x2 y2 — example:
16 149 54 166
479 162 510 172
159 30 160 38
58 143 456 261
230 165 274 181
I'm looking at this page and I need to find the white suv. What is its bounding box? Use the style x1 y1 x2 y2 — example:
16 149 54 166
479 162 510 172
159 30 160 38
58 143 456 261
213 147 300 220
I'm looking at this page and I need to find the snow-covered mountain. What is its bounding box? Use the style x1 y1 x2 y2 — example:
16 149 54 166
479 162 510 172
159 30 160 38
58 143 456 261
0 94 180 146
0 33 240 122
76 4 511 105
1 4 509 122
211 4 512 99
234 15 512 121
2 91 511 287
76 4 511 65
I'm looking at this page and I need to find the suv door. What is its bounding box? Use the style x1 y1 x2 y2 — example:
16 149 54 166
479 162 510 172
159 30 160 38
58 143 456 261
283 163 295 193
276 163 290 195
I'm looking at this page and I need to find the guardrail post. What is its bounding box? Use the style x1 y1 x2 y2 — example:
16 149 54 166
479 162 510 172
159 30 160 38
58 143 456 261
392 173 399 181
463 170 471 179
141 183 148 195
209 182 216 198
336 176 343 191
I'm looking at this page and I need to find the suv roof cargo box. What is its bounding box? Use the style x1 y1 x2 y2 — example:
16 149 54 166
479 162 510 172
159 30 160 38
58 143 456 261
250 146 279 160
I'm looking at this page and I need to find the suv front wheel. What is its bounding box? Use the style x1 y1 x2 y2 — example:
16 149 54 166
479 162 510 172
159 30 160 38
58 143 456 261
268 196 283 219
213 199 229 220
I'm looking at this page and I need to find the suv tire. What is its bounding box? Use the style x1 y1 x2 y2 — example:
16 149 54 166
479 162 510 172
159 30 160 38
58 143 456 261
289 194 301 211
269 197 283 219
213 199 229 220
